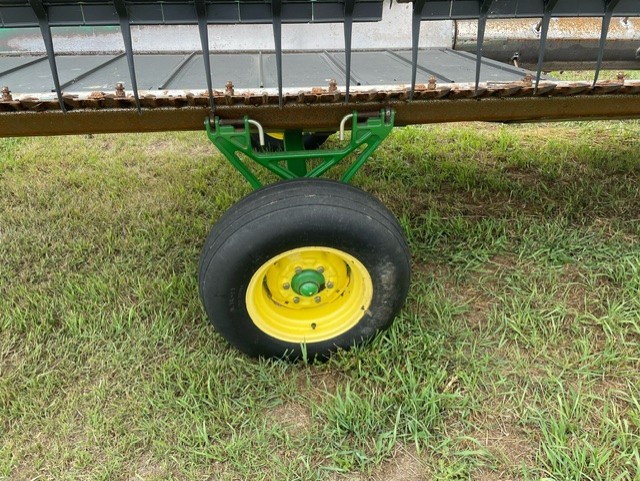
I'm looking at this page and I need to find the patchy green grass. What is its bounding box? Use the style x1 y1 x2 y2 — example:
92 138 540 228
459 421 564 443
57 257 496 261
1 119 639 480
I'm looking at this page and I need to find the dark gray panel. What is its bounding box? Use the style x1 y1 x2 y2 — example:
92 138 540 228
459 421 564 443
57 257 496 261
0 54 117 92
0 55 45 76
261 52 344 89
0 0 385 27
0 48 588 95
163 53 261 89
421 0 640 19
349 51 427 85
69 54 187 90
395 48 533 83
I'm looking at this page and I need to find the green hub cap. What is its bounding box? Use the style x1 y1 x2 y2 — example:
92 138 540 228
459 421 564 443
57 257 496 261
291 269 325 297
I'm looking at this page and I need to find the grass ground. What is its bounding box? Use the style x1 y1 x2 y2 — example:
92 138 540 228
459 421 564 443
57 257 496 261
1 115 639 480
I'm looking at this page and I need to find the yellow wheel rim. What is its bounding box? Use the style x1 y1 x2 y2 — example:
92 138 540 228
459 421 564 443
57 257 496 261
246 247 373 343
266 131 285 140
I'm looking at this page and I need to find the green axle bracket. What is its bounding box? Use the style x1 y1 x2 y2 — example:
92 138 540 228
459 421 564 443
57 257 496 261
205 108 395 189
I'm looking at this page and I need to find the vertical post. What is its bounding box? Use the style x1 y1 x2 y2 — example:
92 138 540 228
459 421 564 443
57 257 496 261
195 0 216 113
113 0 141 112
594 0 622 86
28 0 65 112
410 0 426 100
475 0 494 95
271 0 284 107
534 0 560 93
284 131 307 177
343 0 356 102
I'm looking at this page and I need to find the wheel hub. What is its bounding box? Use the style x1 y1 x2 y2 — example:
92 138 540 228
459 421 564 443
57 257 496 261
291 269 325 297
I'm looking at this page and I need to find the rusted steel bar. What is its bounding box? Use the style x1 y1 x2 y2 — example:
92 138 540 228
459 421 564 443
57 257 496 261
455 18 640 69
2 91 639 137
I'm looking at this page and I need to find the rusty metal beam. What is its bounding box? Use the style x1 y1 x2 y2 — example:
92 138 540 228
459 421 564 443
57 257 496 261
2 94 640 137
455 18 640 69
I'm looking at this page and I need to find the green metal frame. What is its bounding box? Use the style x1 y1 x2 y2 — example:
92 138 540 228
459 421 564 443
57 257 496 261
205 109 395 189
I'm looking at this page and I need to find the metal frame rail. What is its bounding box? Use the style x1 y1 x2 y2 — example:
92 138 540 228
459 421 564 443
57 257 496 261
1 0 640 137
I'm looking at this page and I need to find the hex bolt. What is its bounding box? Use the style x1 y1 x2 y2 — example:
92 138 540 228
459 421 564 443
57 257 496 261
326 281 334 289
293 297 300 304
2 86 12 102
428 76 437 90
225 80 234 95
283 282 290 290
522 74 533 87
115 82 125 98
314 296 321 304
511 52 520 68
328 79 338 92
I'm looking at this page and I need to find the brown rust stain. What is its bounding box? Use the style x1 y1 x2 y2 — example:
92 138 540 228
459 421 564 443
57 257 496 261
1 83 640 137
474 17 639 39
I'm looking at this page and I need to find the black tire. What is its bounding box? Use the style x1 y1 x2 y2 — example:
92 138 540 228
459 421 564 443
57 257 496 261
198 179 411 359
250 132 332 151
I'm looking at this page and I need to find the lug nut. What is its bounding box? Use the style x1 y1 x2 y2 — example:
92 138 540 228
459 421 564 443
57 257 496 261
295 266 302 274
293 297 300 304
317 266 324 273
2 86 12 101
326 281 334 289
314 296 321 303
283 282 290 290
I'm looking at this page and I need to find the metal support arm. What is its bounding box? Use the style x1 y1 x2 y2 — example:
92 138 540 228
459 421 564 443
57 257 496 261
205 109 395 189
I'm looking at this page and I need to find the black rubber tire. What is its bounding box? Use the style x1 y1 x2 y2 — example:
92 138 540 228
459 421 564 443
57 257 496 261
198 178 411 359
250 132 332 151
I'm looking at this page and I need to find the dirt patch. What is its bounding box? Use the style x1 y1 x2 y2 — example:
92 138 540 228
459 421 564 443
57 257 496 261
501 165 546 186
128 455 170 481
265 402 311 435
485 254 520 273
471 467 524 481
141 140 179 156
369 446 430 481
298 368 344 403
590 378 636 416
452 254 521 329
463 413 537 479
459 292 494 328
477 423 535 466
556 264 590 312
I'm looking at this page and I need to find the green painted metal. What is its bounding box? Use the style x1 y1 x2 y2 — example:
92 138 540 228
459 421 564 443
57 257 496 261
292 269 325 297
204 109 395 189
283 130 307 177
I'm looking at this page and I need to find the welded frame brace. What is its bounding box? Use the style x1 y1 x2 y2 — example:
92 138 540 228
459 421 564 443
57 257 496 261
205 109 395 189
